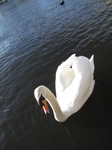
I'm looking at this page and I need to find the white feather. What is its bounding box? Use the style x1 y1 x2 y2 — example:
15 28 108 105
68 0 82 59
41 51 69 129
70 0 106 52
34 54 95 122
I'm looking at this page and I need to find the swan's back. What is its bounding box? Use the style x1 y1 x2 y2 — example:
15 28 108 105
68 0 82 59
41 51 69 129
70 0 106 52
55 54 95 117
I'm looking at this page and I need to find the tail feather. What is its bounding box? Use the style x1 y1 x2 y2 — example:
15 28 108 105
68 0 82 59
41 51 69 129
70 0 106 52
89 55 94 74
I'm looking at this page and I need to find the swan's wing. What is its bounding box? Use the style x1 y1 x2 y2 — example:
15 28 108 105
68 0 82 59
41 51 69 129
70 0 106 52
55 54 76 99
57 55 95 117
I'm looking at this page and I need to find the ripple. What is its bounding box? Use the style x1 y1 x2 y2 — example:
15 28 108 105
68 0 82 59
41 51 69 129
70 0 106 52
0 0 112 149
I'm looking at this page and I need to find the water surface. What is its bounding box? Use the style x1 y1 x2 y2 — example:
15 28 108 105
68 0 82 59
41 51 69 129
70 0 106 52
0 0 112 149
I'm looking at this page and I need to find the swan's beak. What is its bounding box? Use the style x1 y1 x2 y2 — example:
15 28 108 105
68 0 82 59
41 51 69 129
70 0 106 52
42 100 49 115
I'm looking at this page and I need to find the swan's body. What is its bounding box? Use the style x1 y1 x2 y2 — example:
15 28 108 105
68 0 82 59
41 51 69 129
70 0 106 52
34 54 95 122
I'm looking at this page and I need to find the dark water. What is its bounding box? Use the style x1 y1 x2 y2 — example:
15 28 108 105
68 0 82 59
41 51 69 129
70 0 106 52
0 0 112 149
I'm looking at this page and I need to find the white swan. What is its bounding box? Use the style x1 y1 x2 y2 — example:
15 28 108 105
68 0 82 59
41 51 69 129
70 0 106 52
34 54 95 122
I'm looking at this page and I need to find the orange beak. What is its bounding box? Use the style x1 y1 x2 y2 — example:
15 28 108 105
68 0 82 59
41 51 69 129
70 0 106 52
42 100 49 115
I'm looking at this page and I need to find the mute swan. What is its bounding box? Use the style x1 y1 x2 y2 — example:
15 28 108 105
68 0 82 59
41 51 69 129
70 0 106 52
34 54 95 122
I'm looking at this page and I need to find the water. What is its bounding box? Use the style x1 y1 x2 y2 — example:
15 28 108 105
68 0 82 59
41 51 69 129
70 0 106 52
0 0 112 149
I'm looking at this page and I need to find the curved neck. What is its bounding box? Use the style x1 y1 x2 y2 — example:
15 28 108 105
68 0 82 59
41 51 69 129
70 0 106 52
42 86 66 122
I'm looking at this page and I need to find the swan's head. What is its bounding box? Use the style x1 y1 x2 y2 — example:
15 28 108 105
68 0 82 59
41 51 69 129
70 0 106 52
34 86 49 115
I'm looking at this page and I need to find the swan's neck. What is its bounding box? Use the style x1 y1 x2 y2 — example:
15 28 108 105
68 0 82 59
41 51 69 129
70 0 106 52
42 86 66 122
